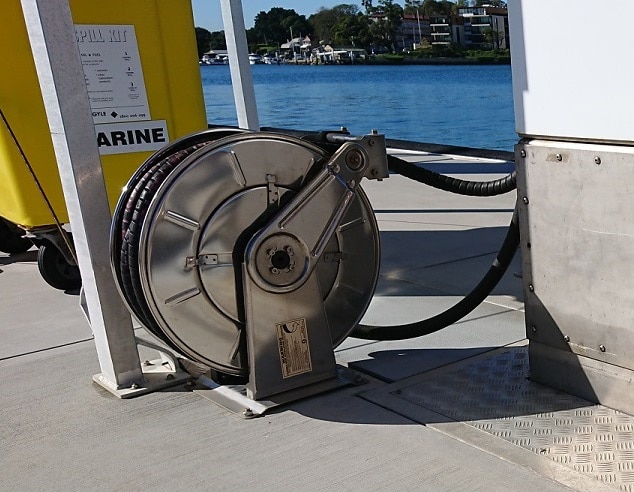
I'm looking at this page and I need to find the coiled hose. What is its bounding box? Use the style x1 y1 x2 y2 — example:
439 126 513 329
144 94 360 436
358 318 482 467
351 153 520 340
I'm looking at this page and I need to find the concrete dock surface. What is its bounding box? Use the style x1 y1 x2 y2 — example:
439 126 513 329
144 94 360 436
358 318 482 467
1 149 627 491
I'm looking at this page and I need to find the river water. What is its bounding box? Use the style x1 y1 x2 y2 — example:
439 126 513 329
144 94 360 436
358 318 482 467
200 63 517 151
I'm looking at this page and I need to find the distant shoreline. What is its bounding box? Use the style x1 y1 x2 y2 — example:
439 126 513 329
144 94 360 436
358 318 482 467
280 56 511 66
367 56 511 66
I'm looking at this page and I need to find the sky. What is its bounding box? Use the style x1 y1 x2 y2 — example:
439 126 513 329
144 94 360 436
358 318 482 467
191 1 353 32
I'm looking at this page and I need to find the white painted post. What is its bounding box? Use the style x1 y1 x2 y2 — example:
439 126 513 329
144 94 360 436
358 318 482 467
20 0 142 390
220 0 260 130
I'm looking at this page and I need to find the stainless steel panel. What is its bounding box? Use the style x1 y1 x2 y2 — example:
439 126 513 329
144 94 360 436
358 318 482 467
517 140 634 370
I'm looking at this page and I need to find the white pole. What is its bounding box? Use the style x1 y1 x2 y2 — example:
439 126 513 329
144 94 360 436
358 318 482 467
220 0 259 130
20 0 142 389
417 9 422 45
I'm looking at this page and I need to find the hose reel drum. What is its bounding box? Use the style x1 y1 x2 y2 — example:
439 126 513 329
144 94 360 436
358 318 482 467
111 129 388 407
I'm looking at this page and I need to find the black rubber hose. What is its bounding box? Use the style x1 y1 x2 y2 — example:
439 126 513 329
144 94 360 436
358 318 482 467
351 204 520 341
387 154 516 196
119 146 203 347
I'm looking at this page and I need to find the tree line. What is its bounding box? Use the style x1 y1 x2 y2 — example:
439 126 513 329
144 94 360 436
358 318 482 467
195 0 507 58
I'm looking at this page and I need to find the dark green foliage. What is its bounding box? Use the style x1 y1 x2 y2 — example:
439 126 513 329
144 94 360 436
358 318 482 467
209 31 227 50
195 27 212 58
248 7 312 46
310 4 360 44
365 0 404 52
405 0 454 16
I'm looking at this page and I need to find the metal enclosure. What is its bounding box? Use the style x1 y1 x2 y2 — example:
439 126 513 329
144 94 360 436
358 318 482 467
510 0 634 413
509 0 634 145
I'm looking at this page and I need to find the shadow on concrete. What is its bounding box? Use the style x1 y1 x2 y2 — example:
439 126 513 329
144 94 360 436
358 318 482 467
375 226 522 300
349 346 498 382
0 249 37 266
288 346 595 426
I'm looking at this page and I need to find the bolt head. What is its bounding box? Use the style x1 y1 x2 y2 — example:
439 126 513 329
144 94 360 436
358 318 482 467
130 382 140 390
528 284 534 292
564 335 570 342
520 150 526 158
599 344 606 352
556 154 563 161
522 196 529 204
594 156 602 165
345 149 364 171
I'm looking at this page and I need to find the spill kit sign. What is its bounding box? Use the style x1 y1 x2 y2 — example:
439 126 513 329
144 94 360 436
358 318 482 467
75 24 150 124
76 24 167 154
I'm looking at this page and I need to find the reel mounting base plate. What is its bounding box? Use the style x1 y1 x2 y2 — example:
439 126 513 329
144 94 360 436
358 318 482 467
93 358 191 399
194 366 357 418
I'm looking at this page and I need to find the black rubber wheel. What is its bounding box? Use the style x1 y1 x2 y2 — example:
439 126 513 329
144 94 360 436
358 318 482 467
37 243 82 291
0 218 32 254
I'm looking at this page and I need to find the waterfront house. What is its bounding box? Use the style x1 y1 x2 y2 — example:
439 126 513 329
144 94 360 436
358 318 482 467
400 13 432 50
201 49 229 64
396 7 509 52
457 6 509 50
280 36 312 61
313 45 367 64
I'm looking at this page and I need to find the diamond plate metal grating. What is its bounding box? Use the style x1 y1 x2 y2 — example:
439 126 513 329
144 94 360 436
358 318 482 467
393 346 634 492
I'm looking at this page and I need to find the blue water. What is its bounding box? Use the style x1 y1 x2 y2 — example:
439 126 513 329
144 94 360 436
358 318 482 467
201 63 516 151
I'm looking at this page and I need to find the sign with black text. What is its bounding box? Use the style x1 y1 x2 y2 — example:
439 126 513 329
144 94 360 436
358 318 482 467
95 120 169 155
75 24 151 124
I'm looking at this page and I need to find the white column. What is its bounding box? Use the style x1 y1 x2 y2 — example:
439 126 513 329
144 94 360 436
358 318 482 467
220 0 260 130
20 0 142 389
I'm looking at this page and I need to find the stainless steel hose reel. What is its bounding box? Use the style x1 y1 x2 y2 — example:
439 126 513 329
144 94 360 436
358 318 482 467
111 129 388 409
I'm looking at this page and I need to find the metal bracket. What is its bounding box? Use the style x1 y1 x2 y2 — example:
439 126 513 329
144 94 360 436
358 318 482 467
92 336 190 399
185 253 233 269
186 254 219 268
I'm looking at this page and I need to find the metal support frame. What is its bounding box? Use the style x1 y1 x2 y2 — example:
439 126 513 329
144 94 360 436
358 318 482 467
20 0 188 396
220 0 259 130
